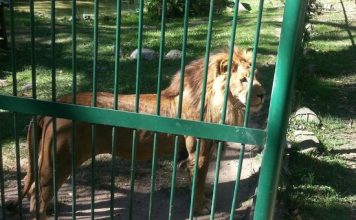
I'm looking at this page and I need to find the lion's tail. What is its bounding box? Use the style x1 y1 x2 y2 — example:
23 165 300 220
23 117 44 200
5 117 43 212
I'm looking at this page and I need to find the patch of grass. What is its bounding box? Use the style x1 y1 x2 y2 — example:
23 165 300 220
283 0 356 219
280 150 356 220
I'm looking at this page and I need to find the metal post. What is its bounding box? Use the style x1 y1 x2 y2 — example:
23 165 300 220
253 0 308 219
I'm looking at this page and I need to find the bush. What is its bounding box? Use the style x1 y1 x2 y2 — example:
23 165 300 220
144 0 230 18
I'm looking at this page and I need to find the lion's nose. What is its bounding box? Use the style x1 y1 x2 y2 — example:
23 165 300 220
257 94 264 101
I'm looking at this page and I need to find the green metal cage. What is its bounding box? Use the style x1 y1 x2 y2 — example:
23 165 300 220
0 0 307 219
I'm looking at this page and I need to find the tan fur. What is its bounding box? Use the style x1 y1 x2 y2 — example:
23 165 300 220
20 47 265 219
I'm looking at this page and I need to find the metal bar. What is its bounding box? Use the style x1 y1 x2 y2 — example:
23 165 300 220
32 119 39 220
199 0 214 122
168 136 180 220
210 142 223 220
148 0 167 218
10 1 23 218
0 139 4 220
129 0 144 217
110 0 122 217
110 128 118 219
134 0 144 113
148 133 159 220
71 0 78 217
221 1 239 124
13 114 23 219
169 1 190 218
243 0 264 127
71 0 77 102
129 130 138 219
210 1 240 218
50 0 58 218
0 95 267 146
90 124 96 219
91 0 100 217
188 139 201 219
29 0 40 218
10 0 16 97
229 143 245 220
229 1 265 218
176 0 190 119
30 0 36 99
254 0 308 219
188 0 215 217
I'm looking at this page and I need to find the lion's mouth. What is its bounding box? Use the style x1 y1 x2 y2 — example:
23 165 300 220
238 101 264 113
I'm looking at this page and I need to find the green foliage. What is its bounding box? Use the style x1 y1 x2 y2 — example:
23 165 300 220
144 0 184 18
144 0 230 18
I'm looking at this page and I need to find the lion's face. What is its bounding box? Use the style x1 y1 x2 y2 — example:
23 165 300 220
210 48 266 113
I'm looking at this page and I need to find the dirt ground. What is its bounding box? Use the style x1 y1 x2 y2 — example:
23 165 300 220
2 142 262 220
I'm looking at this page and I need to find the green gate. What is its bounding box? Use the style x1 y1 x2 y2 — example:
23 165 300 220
0 0 307 219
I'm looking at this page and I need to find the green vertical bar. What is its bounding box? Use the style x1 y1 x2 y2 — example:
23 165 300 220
129 130 138 219
0 138 4 219
50 0 58 218
198 0 214 122
91 0 99 218
228 143 245 220
188 0 214 218
129 0 143 217
10 1 23 218
110 0 121 218
71 0 77 103
221 2 239 123
188 139 201 219
134 0 144 112
176 0 190 118
148 0 166 218
71 0 77 218
10 0 16 96
229 1 264 219
209 142 223 220
30 0 36 99
243 0 264 127
110 128 118 219
168 0 190 218
168 136 180 220
90 125 96 220
208 1 241 219
32 120 39 220
254 0 307 219
29 0 40 218
13 114 23 219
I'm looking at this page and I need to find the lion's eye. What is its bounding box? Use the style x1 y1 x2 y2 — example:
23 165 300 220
240 77 247 83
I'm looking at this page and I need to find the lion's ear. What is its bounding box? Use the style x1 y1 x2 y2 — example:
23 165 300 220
219 59 228 74
217 58 238 75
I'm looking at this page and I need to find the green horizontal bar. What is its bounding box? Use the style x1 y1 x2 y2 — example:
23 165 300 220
0 95 266 146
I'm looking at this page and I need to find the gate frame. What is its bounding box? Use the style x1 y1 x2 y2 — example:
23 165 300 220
254 0 308 219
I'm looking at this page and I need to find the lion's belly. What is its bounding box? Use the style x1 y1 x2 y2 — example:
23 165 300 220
115 128 180 160
70 122 180 161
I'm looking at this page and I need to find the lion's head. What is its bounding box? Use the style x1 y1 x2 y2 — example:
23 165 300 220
208 48 266 114
162 47 266 124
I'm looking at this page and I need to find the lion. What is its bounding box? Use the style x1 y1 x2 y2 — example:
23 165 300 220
13 47 265 219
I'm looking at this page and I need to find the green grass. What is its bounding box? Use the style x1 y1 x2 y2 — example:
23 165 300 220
283 0 356 219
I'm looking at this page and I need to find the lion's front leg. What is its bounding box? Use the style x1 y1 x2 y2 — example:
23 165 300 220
185 136 213 215
28 182 49 220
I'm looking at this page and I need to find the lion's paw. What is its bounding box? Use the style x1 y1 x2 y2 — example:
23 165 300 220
195 197 212 215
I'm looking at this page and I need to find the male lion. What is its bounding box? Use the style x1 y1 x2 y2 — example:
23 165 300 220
17 47 265 219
